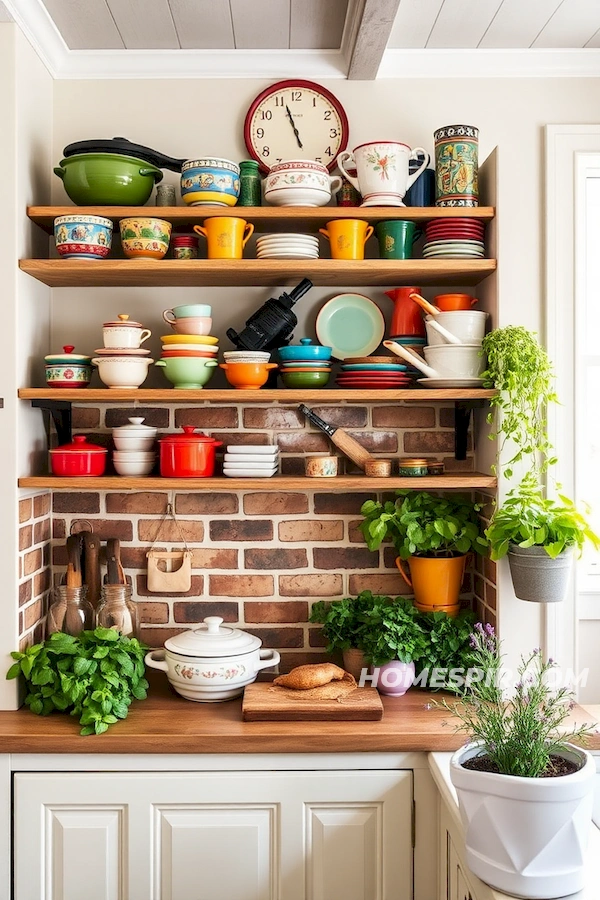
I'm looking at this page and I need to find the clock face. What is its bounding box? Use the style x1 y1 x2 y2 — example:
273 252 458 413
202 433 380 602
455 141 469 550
244 80 349 173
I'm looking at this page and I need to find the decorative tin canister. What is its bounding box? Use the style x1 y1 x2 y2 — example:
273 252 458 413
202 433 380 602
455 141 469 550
434 125 479 208
398 457 429 477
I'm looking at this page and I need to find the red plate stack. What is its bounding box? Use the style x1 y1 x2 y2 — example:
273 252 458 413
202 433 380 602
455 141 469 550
423 218 486 258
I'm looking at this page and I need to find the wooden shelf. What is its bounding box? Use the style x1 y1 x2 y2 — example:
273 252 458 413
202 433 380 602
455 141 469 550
18 474 497 491
19 258 497 288
28 205 495 233
18 387 497 403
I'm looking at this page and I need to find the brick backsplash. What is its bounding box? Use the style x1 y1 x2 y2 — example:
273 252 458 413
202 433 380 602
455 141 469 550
49 402 484 670
18 492 52 649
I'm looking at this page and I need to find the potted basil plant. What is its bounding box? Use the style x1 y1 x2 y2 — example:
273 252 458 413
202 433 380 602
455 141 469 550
361 491 488 616
439 623 595 899
486 472 600 602
358 598 428 696
309 592 377 678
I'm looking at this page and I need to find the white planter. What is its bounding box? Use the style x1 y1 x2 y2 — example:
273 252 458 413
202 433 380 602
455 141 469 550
450 741 595 899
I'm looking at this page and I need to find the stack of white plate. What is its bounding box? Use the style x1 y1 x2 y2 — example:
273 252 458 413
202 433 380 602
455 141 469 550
223 444 279 478
256 234 319 260
422 239 485 259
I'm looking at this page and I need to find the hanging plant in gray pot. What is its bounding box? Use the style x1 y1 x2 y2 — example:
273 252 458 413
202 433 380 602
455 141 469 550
486 473 599 603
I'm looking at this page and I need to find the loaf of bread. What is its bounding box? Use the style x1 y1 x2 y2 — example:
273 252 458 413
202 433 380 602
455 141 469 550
273 663 350 690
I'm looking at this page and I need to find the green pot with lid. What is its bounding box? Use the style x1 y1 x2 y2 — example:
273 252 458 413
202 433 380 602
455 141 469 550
54 152 163 206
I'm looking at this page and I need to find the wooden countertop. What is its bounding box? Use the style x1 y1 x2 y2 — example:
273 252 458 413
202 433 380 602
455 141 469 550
1 676 598 755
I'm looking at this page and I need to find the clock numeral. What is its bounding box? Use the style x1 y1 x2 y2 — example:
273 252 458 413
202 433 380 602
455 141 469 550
260 110 272 120
262 146 270 158
256 127 264 139
323 110 332 120
291 90 302 101
324 146 333 157
329 128 338 138
276 158 282 163
315 157 322 163
275 95 284 106
313 97 317 107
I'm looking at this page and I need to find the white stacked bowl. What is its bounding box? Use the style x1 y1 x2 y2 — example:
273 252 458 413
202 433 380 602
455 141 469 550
112 417 157 476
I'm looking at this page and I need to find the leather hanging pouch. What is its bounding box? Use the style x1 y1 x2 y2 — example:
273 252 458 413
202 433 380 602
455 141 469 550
146 503 192 593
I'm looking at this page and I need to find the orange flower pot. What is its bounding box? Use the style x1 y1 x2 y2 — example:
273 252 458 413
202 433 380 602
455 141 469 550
396 555 466 613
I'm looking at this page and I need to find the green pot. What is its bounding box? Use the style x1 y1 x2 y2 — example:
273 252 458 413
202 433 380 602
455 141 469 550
155 358 218 390
54 153 163 206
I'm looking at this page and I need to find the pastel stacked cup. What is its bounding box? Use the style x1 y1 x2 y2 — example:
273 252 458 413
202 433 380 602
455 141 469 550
277 338 332 388
163 304 213 336
112 417 158 476
92 313 154 389
157 332 219 389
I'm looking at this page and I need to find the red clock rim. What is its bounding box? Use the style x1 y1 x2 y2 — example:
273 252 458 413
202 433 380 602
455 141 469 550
243 79 349 174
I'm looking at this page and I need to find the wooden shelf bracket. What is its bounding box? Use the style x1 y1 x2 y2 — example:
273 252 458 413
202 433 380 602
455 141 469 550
32 398 72 446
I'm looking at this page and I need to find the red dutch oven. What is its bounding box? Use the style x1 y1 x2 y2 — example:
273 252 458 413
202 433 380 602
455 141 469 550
49 435 108 476
159 427 222 477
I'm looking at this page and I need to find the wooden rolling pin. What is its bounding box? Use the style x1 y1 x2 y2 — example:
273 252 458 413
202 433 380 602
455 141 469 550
299 405 374 470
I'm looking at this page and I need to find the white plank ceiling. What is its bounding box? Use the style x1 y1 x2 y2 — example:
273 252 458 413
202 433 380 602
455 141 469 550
39 0 349 50
35 0 600 52
388 0 600 48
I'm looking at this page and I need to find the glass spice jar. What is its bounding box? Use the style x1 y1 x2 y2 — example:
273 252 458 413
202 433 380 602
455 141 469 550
96 583 139 639
172 235 199 260
238 160 262 207
47 585 94 637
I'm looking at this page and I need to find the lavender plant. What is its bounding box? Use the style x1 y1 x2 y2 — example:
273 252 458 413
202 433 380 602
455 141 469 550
440 623 593 777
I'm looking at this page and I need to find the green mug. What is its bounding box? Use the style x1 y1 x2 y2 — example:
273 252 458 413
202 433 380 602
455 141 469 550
375 220 416 260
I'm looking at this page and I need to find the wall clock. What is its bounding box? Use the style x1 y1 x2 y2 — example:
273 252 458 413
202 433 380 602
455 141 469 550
244 79 349 173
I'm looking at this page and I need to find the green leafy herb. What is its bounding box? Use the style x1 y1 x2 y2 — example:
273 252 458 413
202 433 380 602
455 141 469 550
360 490 488 560
481 326 558 479
357 597 428 666
486 471 600 560
7 628 148 736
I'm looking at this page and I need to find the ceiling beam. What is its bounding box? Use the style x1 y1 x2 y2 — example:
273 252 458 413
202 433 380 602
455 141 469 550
345 0 401 79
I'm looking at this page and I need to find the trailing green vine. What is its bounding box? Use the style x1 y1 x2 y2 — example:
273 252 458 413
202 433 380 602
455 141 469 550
481 326 558 478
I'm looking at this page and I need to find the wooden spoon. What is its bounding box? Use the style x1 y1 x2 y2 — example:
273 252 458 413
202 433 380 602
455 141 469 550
410 292 440 317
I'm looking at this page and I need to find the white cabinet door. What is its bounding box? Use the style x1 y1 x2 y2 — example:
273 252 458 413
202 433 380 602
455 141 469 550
15 769 412 900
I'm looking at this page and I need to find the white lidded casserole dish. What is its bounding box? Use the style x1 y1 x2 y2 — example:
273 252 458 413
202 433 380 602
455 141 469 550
145 616 280 702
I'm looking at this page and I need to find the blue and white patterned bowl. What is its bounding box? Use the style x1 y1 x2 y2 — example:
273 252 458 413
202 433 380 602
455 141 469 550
180 158 240 207
54 214 113 259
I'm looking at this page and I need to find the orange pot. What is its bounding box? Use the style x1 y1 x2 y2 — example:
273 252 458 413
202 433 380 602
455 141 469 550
220 362 277 390
396 555 466 611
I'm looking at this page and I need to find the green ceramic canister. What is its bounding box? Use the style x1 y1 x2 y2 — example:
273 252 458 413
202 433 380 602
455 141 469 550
434 125 479 207
238 160 262 207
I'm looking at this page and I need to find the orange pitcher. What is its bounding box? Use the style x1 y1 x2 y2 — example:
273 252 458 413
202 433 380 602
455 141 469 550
384 286 426 339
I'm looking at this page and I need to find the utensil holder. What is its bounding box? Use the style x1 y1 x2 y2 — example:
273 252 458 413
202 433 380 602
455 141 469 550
96 584 138 638
47 585 94 636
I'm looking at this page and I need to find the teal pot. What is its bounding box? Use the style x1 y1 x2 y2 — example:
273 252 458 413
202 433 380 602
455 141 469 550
507 544 574 603
54 153 163 206
156 357 218 390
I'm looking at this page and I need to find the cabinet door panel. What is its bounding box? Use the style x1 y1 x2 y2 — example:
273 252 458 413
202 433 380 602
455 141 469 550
156 806 277 900
47 808 124 900
306 806 380 900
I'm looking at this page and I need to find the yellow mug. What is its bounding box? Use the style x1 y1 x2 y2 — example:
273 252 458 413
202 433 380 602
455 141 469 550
193 217 254 259
319 219 374 260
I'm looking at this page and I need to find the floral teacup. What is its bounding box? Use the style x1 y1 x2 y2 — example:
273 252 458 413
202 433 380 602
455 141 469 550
337 142 430 207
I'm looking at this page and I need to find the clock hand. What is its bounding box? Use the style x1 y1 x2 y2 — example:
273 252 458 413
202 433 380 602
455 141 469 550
285 105 303 150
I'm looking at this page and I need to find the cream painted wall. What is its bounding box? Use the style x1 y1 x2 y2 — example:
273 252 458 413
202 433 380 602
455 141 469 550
0 23 52 708
49 75 600 668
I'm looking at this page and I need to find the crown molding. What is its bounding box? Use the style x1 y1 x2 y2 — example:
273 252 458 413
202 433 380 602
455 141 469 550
379 47 600 78
5 0 600 81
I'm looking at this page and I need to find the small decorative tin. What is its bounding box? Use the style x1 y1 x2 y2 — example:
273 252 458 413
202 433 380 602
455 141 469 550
434 124 479 208
172 235 199 260
238 160 262 207
305 455 338 477
364 459 393 478
155 183 177 206
427 461 445 476
398 457 429 477
336 170 362 207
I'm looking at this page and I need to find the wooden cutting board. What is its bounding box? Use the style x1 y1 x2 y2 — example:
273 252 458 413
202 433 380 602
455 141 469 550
242 682 384 721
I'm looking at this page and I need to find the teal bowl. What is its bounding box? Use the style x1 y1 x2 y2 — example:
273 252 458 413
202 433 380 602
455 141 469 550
156 357 218 389
280 370 330 389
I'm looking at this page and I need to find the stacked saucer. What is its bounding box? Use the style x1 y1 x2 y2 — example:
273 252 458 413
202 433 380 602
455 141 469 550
160 334 219 360
223 351 271 363
256 233 319 260
223 444 279 478
423 218 485 259
336 356 412 389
